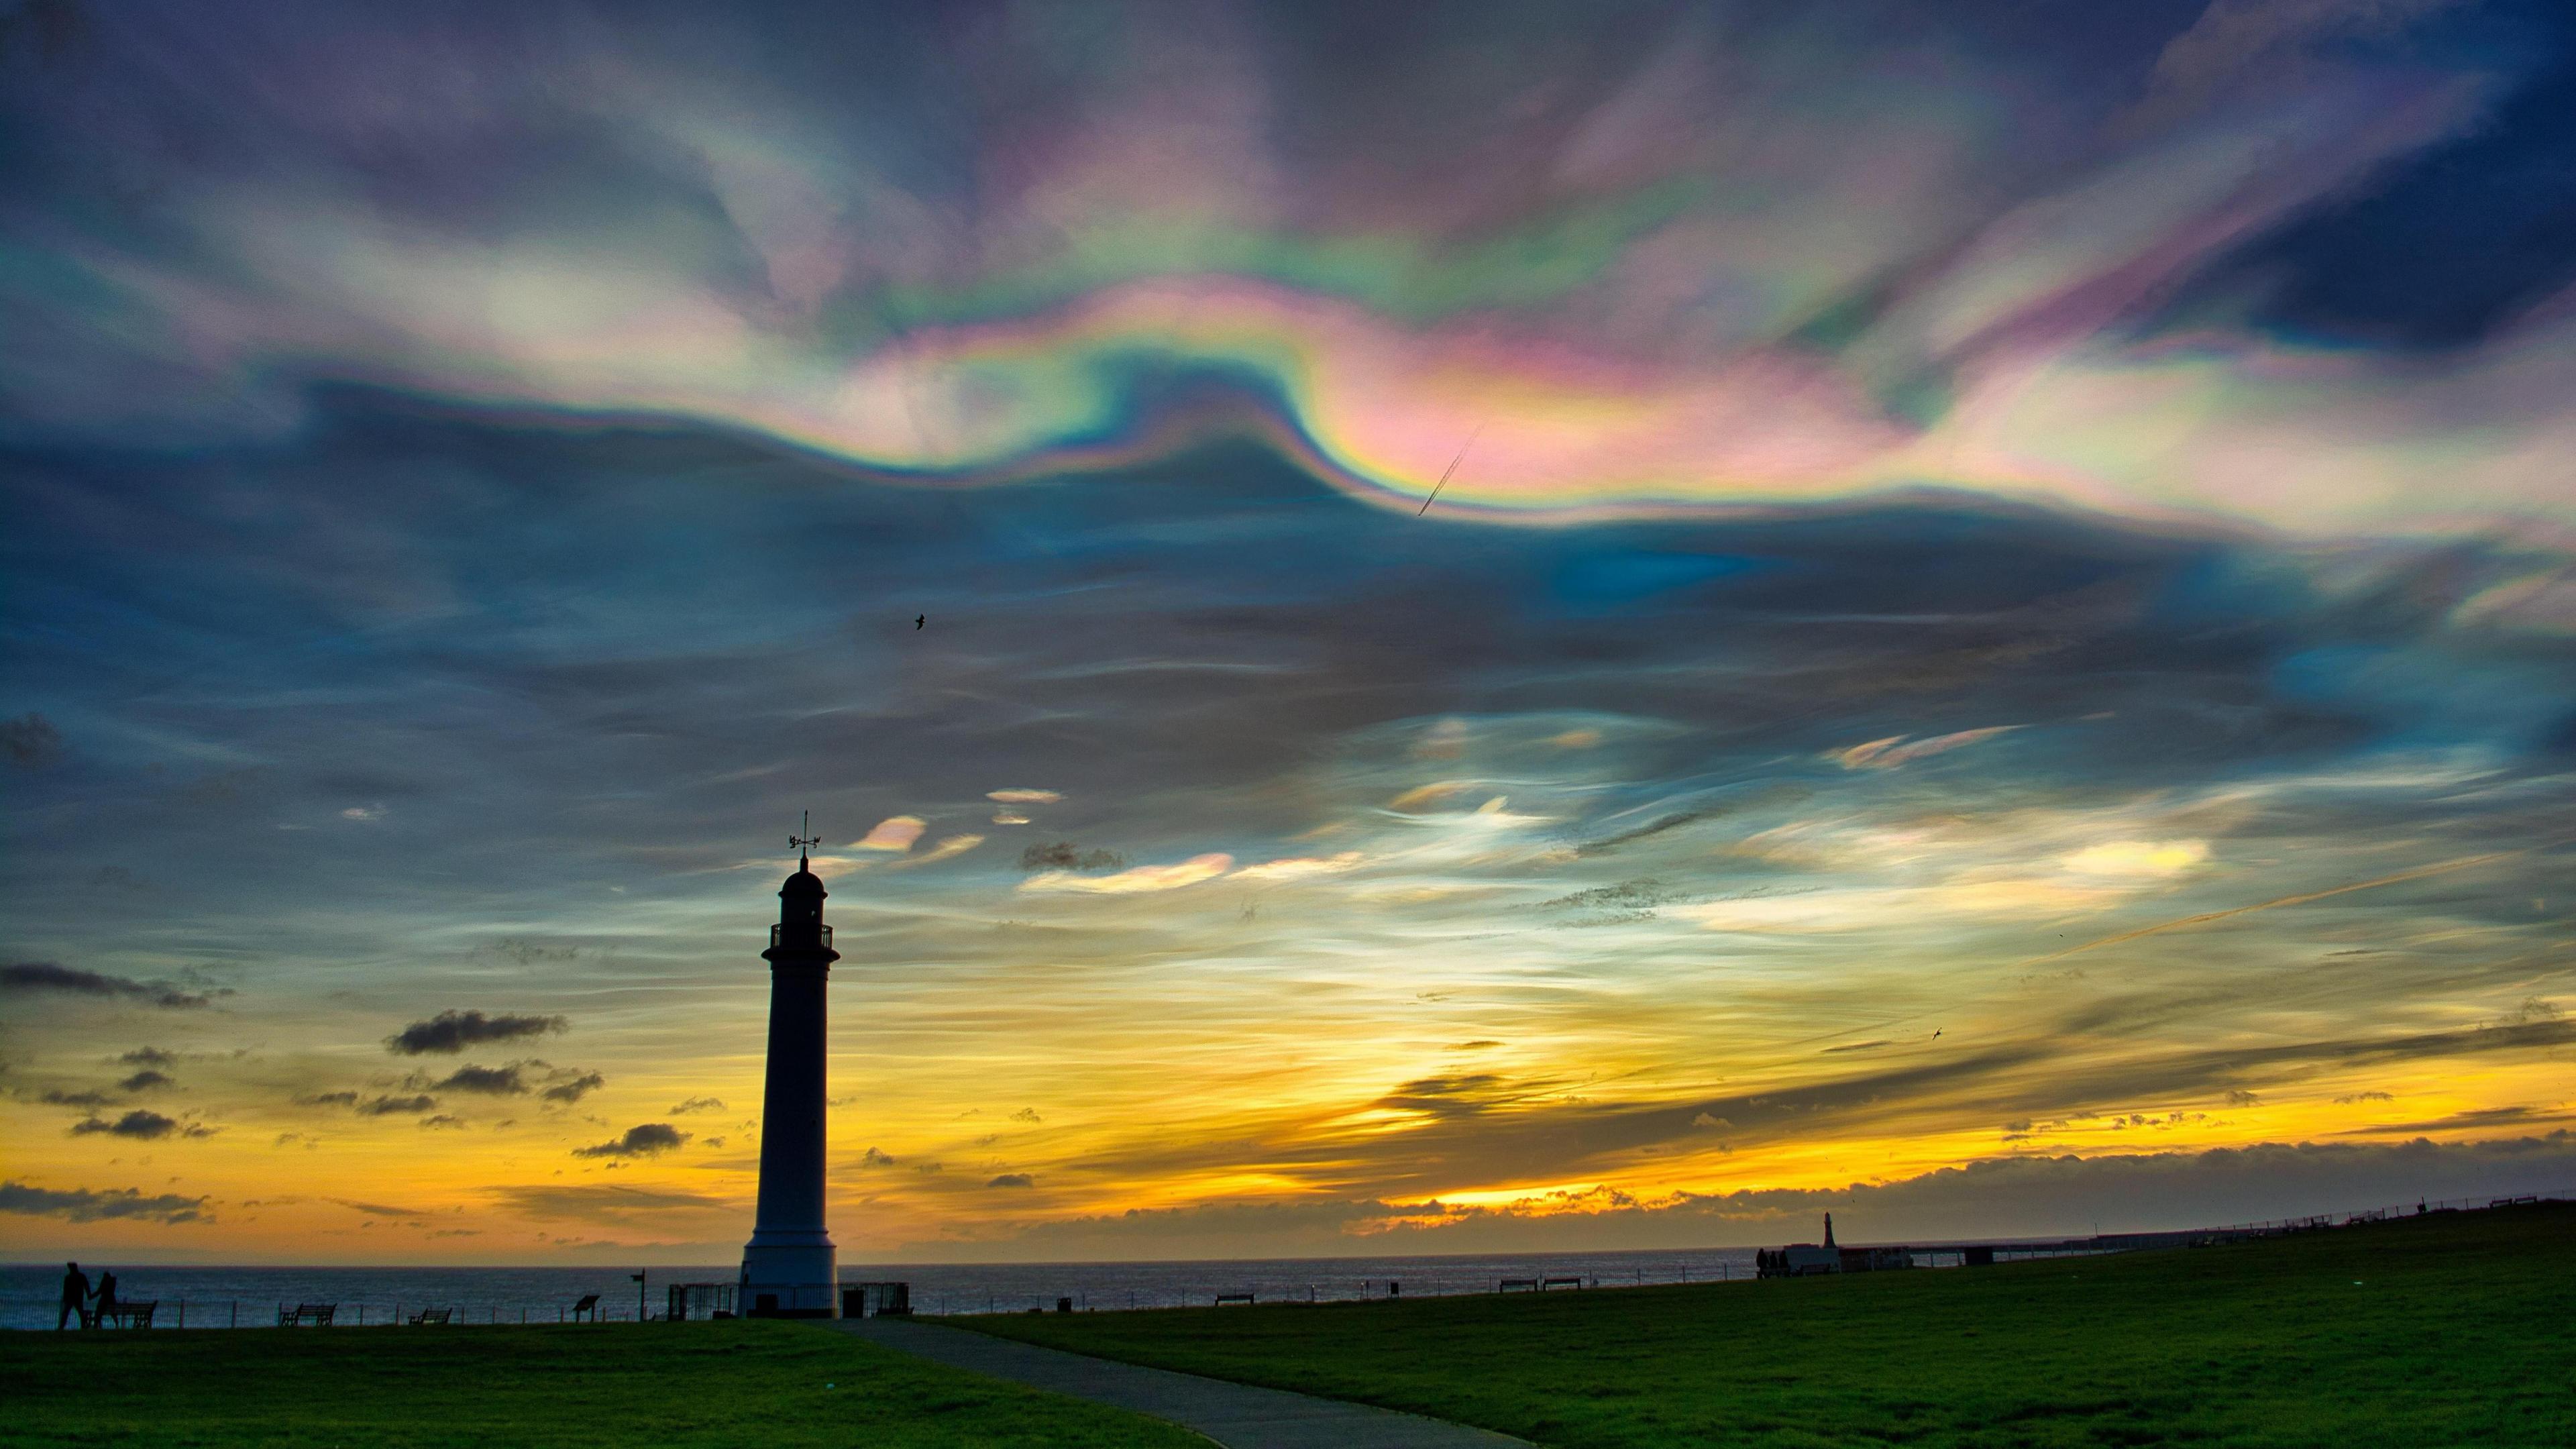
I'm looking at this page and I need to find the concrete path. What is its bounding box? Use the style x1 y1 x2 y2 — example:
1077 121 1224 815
824 1315 1529 1449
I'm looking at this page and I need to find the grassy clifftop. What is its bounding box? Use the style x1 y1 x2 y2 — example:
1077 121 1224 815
2 1318 1202 1449
968 1201 2576 1448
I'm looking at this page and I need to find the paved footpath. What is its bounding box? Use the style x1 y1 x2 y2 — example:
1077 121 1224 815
825 1315 1529 1448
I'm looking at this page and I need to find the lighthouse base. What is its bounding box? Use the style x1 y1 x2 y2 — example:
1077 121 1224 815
739 1238 839 1318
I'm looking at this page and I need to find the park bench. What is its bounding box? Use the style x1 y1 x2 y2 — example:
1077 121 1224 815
569 1293 602 1323
1541 1276 1587 1291
278 1302 336 1327
1499 1277 1539 1292
99 1301 158 1328
1212 1292 1256 1306
407 1307 453 1325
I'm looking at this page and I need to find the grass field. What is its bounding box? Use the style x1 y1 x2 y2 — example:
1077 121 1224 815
968 1202 2576 1448
0 1318 1202 1448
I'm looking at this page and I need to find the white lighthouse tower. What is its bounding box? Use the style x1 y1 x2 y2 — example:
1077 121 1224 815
739 827 840 1317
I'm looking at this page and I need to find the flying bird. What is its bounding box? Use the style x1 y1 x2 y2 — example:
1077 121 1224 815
914 614 924 629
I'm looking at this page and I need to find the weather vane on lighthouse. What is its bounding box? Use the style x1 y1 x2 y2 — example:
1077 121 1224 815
788 810 820 866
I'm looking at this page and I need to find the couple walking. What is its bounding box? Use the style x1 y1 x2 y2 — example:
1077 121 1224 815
57 1262 120 1329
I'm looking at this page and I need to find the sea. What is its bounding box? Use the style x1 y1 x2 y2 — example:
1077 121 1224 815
3 1247 1768 1329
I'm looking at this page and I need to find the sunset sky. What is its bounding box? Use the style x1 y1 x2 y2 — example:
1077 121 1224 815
4 0 2573 1267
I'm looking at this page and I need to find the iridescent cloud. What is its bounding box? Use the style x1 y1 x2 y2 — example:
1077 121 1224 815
3 1 2573 1265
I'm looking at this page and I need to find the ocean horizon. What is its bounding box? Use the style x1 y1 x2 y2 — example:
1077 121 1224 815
6 1246 1773 1330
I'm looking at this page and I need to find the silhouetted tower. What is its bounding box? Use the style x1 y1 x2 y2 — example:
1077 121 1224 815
739 830 841 1316
1823 1212 1836 1249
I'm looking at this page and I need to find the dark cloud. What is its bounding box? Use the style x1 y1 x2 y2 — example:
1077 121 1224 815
0 713 64 767
987 1173 1035 1189
1 962 214 1008
0 1181 207 1224
430 1063 528 1095
667 1096 725 1115
69 1110 180 1139
293 1090 359 1108
385 1010 566 1055
1374 1073 1525 1117
117 1069 174 1092
354 1094 438 1117
1538 878 1687 920
411 1060 600 1099
39 1088 118 1108
119 1047 177 1067
1018 843 1128 873
571 1123 687 1158
541 1071 604 1104
861 1146 898 1167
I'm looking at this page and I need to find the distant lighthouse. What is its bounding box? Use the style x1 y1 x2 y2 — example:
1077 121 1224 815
739 826 841 1317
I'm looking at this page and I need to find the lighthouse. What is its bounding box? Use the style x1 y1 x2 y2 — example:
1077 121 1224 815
739 829 841 1317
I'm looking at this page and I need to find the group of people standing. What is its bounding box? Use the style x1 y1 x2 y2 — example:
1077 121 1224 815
57 1261 123 1329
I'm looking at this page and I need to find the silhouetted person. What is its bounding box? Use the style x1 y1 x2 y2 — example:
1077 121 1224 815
58 1263 89 1330
94 1269 119 1324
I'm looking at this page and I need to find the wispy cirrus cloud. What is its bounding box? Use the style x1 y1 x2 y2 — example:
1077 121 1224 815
1831 726 2023 770
490 1184 733 1224
889 834 983 869
1234 851 1366 883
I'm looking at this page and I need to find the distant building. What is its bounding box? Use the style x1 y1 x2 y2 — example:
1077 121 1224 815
1756 1212 1915 1277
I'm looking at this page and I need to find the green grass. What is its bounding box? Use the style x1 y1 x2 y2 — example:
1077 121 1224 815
965 1203 2576 1448
0 1318 1203 1448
